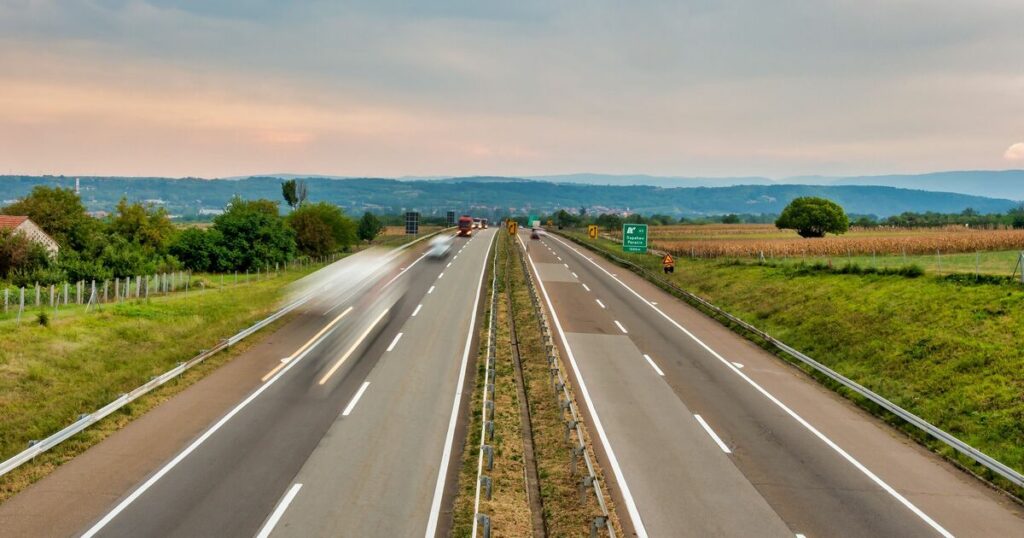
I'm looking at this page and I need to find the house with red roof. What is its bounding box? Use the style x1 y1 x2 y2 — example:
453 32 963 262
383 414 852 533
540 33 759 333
0 216 60 257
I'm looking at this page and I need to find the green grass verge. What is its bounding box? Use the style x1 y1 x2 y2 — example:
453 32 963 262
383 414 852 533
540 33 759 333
0 266 320 502
564 230 1024 498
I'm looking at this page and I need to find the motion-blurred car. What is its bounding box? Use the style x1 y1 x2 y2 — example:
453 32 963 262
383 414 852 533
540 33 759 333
530 228 541 240
427 235 454 258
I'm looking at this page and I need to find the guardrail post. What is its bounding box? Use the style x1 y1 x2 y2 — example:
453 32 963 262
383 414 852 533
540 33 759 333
564 419 578 442
484 400 494 420
483 444 494 471
476 513 491 538
580 475 595 503
485 420 494 441
591 516 608 538
571 445 586 475
480 475 492 500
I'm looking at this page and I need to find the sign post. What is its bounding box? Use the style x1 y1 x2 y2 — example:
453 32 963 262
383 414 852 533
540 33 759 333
622 224 648 253
587 225 598 239
405 211 420 235
662 254 675 274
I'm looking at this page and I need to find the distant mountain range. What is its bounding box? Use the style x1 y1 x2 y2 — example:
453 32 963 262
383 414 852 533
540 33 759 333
527 170 1024 200
1 174 1018 219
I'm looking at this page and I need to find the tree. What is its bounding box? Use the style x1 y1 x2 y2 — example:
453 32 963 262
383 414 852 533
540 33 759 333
171 228 228 272
0 229 50 279
721 214 741 224
109 198 176 252
775 197 850 238
595 213 623 231
281 179 308 209
2 186 98 251
287 202 357 256
213 197 296 270
357 211 385 242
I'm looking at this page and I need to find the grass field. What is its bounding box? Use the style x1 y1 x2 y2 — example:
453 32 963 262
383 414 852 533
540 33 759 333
565 230 1024 496
603 224 1024 275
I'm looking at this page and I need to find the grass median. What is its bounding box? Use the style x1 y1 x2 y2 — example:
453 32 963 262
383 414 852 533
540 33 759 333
563 230 1024 498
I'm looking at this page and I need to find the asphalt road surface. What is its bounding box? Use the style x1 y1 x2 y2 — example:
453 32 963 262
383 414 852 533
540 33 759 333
521 230 1024 538
0 228 495 538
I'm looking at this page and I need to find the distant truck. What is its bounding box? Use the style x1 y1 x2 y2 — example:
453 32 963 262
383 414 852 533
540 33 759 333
458 215 474 237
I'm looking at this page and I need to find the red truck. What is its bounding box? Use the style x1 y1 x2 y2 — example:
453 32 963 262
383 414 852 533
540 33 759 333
458 215 474 237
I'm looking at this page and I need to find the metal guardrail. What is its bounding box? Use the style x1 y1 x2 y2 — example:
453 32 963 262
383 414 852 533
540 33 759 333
517 236 617 537
0 230 447 480
560 231 1024 490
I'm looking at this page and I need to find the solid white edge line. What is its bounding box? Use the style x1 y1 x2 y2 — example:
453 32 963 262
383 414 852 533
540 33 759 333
412 304 423 317
255 483 303 538
425 230 496 538
82 326 320 537
518 234 649 538
595 299 606 309
643 354 665 377
695 414 732 454
387 332 403 352
546 233 954 538
614 320 628 334
342 381 371 416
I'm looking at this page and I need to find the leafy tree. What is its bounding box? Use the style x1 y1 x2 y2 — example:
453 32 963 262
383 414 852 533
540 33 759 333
171 228 229 272
213 198 296 270
357 211 385 242
554 209 581 228
721 214 741 224
775 197 850 238
0 229 51 279
281 179 308 209
287 202 356 256
2 186 98 251
595 213 623 231
109 198 176 252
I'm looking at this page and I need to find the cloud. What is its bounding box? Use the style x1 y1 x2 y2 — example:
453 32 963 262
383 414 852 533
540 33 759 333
1005 143 1024 161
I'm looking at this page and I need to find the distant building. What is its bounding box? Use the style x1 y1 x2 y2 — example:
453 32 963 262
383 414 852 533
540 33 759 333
198 208 225 216
0 215 59 257
87 210 110 219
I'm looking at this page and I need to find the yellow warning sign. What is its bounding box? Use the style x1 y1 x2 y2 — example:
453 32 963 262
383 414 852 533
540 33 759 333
507 220 518 236
587 225 598 239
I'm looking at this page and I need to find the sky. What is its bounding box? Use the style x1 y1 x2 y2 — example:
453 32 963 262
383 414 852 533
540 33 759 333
0 0 1022 179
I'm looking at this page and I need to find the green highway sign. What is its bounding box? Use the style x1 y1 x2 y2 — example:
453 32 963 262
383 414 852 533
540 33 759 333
622 223 648 253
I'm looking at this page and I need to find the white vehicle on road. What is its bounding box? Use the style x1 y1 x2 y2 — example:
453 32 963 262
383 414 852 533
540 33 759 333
427 235 454 259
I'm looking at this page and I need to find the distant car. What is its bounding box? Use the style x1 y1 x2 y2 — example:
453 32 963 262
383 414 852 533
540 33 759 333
530 228 541 240
427 235 454 258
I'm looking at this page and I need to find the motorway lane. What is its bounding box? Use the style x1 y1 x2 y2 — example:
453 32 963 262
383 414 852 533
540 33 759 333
75 230 494 537
523 231 1024 537
266 228 496 537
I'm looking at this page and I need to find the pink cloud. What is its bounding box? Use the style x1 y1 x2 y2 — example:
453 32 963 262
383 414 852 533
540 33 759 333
1005 142 1024 161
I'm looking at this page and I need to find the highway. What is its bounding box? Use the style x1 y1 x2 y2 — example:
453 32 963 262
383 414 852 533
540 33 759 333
521 230 1024 538
0 228 496 538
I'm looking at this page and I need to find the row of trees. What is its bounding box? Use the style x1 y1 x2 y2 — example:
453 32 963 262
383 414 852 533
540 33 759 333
0 186 387 286
855 207 1024 229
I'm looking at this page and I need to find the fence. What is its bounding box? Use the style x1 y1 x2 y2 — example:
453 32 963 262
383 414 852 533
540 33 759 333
0 254 344 324
560 232 1024 490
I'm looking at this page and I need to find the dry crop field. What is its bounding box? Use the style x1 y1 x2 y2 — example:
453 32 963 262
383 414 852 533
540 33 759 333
603 224 1024 275
608 224 1024 258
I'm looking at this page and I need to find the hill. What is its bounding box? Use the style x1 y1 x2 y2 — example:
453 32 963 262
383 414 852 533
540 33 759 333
0 176 1016 219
